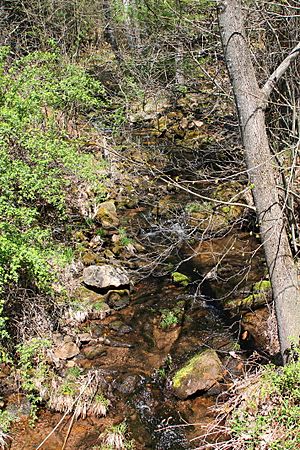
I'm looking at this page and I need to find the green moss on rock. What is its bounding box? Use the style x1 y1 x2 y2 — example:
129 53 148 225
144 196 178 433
172 349 223 399
224 279 271 311
171 272 190 287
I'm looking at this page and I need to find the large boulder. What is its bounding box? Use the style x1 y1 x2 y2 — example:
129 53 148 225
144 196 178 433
83 265 130 290
172 349 223 399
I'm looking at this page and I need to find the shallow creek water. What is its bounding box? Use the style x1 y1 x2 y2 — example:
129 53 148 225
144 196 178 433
9 230 265 449
9 119 266 448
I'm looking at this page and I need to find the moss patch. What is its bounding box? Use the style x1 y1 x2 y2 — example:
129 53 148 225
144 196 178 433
171 272 190 287
224 279 272 311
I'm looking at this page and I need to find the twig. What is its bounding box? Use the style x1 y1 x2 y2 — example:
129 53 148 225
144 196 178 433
61 411 76 450
35 375 95 450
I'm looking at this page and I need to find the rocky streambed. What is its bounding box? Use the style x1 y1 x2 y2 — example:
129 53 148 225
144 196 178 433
6 227 272 450
4 99 275 449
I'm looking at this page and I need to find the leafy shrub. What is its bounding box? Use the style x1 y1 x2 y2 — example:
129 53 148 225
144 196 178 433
0 46 106 293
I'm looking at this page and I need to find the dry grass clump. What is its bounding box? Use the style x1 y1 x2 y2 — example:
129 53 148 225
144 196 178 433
47 370 110 418
192 356 300 450
65 300 110 324
99 421 135 450
0 430 9 450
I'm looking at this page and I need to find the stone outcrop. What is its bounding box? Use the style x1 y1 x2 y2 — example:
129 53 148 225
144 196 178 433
54 342 80 360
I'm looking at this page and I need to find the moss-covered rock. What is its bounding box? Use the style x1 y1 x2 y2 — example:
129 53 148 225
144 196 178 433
172 349 223 399
171 272 190 287
95 200 119 229
224 279 271 312
185 182 246 233
81 250 103 266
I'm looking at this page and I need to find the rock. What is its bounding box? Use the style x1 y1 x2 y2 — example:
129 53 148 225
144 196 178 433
89 235 104 249
134 242 145 253
73 286 106 304
89 302 111 319
82 344 106 359
117 375 139 395
172 349 223 399
152 195 183 219
77 333 92 343
109 320 133 335
153 325 181 351
54 342 80 360
95 200 119 229
83 264 129 290
90 323 104 338
129 96 171 123
111 233 120 243
81 250 103 266
241 306 279 355
0 364 10 379
6 394 31 418
52 333 64 346
183 232 264 301
104 249 115 259
106 291 130 310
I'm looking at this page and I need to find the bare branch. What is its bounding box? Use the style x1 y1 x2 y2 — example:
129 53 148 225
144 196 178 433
262 41 300 100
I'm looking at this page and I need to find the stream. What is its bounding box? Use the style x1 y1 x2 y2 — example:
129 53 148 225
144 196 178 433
8 109 267 449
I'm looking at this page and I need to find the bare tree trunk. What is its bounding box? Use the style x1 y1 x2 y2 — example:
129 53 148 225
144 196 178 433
102 0 121 61
122 0 141 51
218 0 300 361
175 40 185 85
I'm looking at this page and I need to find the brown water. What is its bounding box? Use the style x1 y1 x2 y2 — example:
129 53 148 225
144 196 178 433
9 117 265 449
9 250 263 449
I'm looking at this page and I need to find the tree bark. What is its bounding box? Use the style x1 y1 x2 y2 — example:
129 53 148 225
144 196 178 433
218 0 300 361
122 0 141 51
102 0 121 61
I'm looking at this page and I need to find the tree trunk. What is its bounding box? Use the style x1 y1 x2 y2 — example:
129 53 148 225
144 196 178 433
122 0 141 51
218 0 300 361
102 0 121 61
175 41 185 85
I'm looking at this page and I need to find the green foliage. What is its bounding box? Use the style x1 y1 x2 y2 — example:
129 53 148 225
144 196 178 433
0 47 106 294
0 300 8 341
67 366 82 380
118 227 133 247
160 310 179 329
0 410 14 433
16 338 52 422
185 202 212 214
228 356 300 449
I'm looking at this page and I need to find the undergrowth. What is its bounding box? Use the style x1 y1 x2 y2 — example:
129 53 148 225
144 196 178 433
0 45 107 350
202 354 300 450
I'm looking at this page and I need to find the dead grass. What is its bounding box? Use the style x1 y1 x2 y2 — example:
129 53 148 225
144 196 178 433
191 357 300 450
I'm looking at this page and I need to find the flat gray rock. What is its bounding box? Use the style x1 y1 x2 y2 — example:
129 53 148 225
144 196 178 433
83 264 129 289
